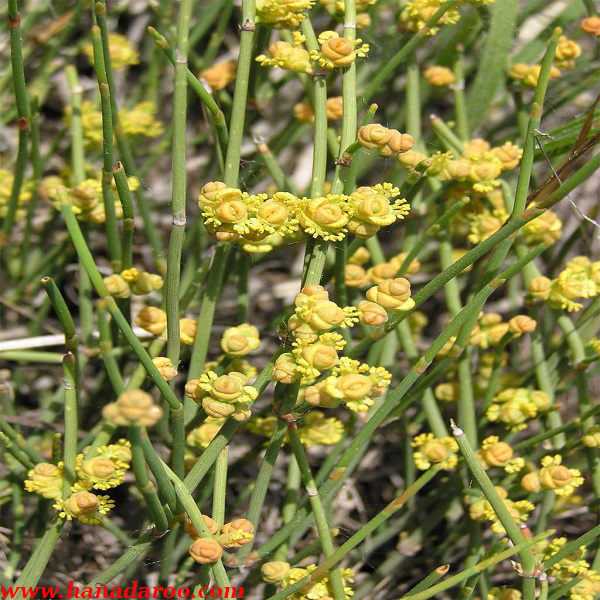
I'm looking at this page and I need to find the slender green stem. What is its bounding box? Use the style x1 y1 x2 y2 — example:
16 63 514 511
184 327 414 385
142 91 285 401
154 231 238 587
40 277 79 355
212 446 229 526
129 425 169 533
452 45 469 141
3 0 30 238
112 162 135 271
61 353 78 497
288 422 346 600
96 301 125 394
91 25 121 271
403 565 450 597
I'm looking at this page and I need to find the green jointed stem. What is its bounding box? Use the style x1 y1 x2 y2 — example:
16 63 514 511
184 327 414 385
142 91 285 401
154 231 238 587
96 301 126 394
401 532 551 600
59 190 182 412
91 25 121 271
61 353 78 496
452 45 469 141
129 425 169 533
288 423 346 600
403 565 450 597
112 162 135 270
212 446 229 526
41 277 78 354
4 0 30 238
451 420 537 593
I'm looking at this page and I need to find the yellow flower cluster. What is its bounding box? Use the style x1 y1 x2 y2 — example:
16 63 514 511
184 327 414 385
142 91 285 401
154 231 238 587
509 36 580 88
358 124 415 157
256 32 313 74
399 0 462 35
102 389 163 427
423 65 455 86
486 387 551 431
103 268 164 298
539 537 595 585
185 371 258 421
0 170 34 219
247 410 344 446
412 433 458 470
467 313 536 349
344 251 420 289
65 101 163 145
268 563 355 600
256 0 315 29
82 32 139 69
487 588 521 600
528 256 600 312
477 436 524 473
199 182 409 245
364 277 416 313
581 16 600 35
221 324 261 357
135 307 198 344
319 0 375 28
199 60 237 90
294 96 343 123
469 486 534 535
187 417 226 449
186 517 255 563
25 440 131 525
310 31 370 69
521 455 584 497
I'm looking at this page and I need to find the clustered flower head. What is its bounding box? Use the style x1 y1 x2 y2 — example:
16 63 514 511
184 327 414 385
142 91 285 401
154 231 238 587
266 562 355 600
25 440 131 525
65 101 163 145
221 324 261 357
104 268 164 298
358 124 415 157
187 417 226 449
320 0 374 28
294 96 343 123
469 486 534 535
478 436 525 473
538 536 596 586
365 277 416 312
152 357 177 381
256 32 313 74
185 371 258 420
247 410 344 446
521 455 584 496
135 307 198 344
581 16 600 35
187 517 254 563
199 60 237 90
82 32 139 69
310 31 370 69
102 389 163 427
412 433 459 470
486 387 551 431
399 0 462 35
528 256 600 312
256 0 315 29
423 65 455 86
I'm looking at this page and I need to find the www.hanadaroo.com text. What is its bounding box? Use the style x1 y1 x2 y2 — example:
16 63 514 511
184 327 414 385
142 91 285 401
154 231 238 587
1 583 245 599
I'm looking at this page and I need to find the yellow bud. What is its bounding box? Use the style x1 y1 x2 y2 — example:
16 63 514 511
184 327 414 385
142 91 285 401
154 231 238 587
321 36 355 67
348 246 370 265
287 315 319 343
152 357 176 381
103 274 130 298
366 278 414 311
434 382 458 403
367 262 398 284
539 465 574 491
336 373 372 399
179 318 197 345
189 538 223 564
581 16 600 35
130 272 163 295
423 65 455 86
583 425 600 448
103 389 163 427
218 518 254 548
301 344 338 370
135 306 167 335
274 353 298 384
261 561 291 584
202 398 236 418
521 471 541 492
358 124 391 149
199 181 228 208
221 324 260 357
199 60 237 90
508 315 536 334
66 491 100 517
529 276 552 300
80 458 116 480
483 441 513 467
184 515 220 539
344 264 369 287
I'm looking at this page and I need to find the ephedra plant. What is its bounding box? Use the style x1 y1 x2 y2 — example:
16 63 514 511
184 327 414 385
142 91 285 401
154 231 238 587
1 0 600 599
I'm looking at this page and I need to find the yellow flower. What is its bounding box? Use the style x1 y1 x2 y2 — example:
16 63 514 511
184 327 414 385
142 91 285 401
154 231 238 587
487 588 522 600
412 433 458 470
581 16 600 35
221 324 261 357
358 125 414 157
187 418 226 449
295 194 352 241
344 264 370 287
490 142 523 171
96 439 132 470
261 561 291 584
276 563 355 599
256 36 313 73
78 455 126 490
528 276 552 301
486 387 549 431
189 538 223 564
82 33 139 69
103 274 131 298
469 487 533 535
55 487 115 525
540 537 590 582
183 514 220 539
554 36 581 69
400 0 461 35
199 60 237 90
583 425 600 448
507 315 536 335
538 455 584 496
180 318 197 345
273 353 299 384
294 96 343 123
135 306 167 335
312 31 369 69
298 410 344 446
509 63 561 88
423 65 455 86
102 389 163 427
479 436 524 473
218 519 254 548
434 382 459 403
357 300 388 326
152 357 177 381
119 102 164 138
256 0 315 28
366 277 415 311
24 463 63 499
